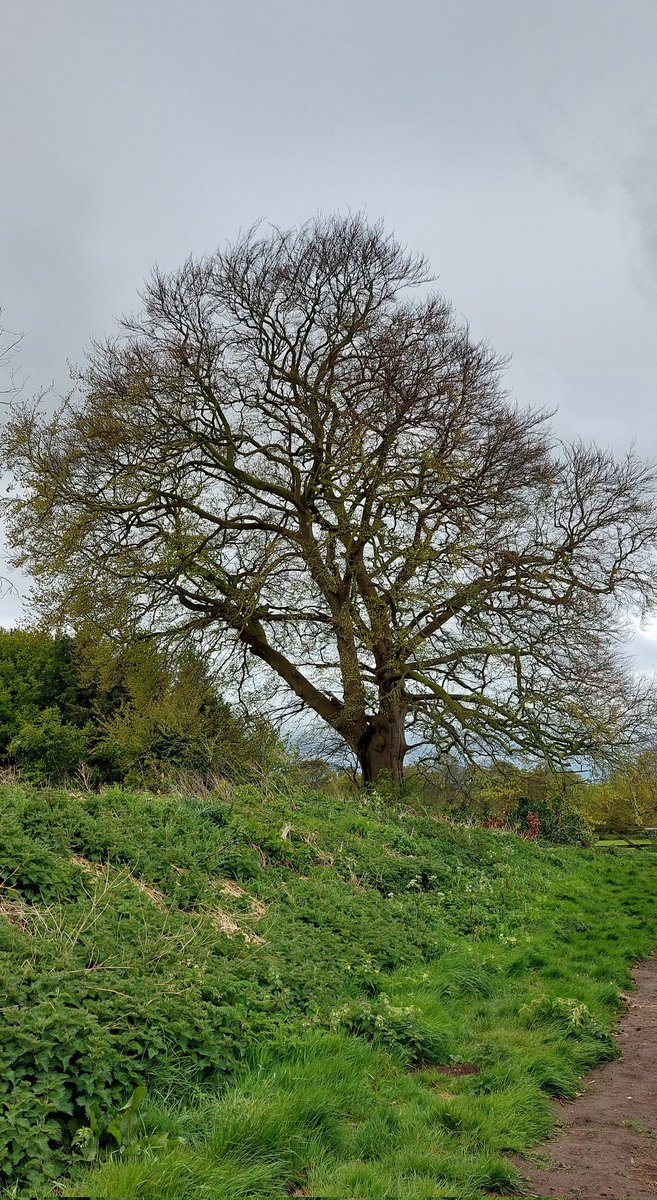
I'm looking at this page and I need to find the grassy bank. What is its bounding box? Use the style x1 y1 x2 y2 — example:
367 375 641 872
1 781 656 1198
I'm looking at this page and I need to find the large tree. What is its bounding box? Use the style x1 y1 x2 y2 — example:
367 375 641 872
4 216 657 782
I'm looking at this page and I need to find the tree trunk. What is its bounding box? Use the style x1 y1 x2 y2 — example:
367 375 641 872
357 710 407 785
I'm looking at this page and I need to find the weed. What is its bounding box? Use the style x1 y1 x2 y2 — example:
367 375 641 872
622 1119 657 1138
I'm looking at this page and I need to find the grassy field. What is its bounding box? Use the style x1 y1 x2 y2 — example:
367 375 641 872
1 780 657 1198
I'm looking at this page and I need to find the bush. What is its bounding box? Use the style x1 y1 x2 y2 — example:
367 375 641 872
7 709 90 784
506 794 591 846
0 627 284 788
0 993 120 1188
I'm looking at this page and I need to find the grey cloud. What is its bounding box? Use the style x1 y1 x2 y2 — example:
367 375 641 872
1 0 657 670
622 132 657 298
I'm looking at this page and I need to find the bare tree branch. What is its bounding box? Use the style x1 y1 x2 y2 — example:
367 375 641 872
4 216 657 782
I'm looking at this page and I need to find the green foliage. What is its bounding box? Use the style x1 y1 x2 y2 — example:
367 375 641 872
74 1086 184 1163
79 635 278 787
0 627 281 787
1 990 121 1186
0 780 656 1197
0 630 82 754
0 811 80 900
8 708 90 784
519 995 612 1044
408 761 593 845
326 993 452 1063
506 793 592 846
579 749 657 832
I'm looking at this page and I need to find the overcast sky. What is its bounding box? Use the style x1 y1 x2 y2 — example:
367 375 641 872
1 0 657 663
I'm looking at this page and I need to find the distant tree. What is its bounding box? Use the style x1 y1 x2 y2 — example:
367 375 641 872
5 215 657 783
583 749 657 832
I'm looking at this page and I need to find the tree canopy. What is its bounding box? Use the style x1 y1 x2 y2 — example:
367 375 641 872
5 215 657 781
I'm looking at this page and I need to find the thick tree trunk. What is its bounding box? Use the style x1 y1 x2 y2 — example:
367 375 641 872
357 710 407 785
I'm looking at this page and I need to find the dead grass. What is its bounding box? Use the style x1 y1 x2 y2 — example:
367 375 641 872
205 878 268 944
0 891 35 931
220 878 268 919
130 877 167 907
204 905 265 944
71 852 104 879
72 854 166 907
70 855 266 943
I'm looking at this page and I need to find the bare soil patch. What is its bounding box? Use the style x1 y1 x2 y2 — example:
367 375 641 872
412 1061 481 1076
516 954 657 1199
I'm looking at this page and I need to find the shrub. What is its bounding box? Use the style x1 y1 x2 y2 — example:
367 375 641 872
8 709 90 784
0 627 284 788
506 795 591 846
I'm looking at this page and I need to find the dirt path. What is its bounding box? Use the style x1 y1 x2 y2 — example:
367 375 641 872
516 955 657 1199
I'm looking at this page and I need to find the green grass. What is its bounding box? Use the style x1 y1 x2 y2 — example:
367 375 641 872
594 837 654 846
1 781 656 1198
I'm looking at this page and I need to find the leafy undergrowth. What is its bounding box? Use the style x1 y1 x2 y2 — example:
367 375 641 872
1 782 656 1198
